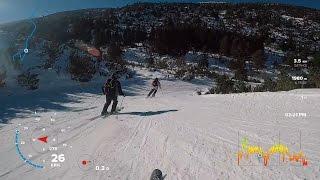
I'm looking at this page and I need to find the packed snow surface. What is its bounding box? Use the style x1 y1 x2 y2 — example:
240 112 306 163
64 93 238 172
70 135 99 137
0 70 319 180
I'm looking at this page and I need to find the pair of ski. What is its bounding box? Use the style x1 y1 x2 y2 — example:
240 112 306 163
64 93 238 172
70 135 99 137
100 107 124 118
88 107 124 121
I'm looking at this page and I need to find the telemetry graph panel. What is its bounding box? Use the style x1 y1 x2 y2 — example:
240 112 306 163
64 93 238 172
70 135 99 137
237 130 308 167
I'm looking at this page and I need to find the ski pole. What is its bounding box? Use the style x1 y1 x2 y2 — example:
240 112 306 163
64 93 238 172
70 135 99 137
119 96 125 110
88 84 105 107
116 96 125 120
160 88 164 95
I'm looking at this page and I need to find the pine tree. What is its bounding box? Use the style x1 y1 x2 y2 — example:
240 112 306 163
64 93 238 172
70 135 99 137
107 43 123 64
252 49 266 69
219 35 230 56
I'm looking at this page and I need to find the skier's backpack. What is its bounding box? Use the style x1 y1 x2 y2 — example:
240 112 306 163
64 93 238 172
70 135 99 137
152 80 158 87
104 79 116 95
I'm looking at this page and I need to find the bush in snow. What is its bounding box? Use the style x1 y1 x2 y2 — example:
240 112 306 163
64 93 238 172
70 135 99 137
155 59 169 69
253 78 276 92
197 54 209 69
212 75 234 94
110 62 128 75
253 76 297 92
69 53 96 82
146 57 155 68
41 41 62 69
107 43 124 64
182 72 195 81
251 49 266 69
275 74 297 91
230 59 247 81
174 66 195 81
233 81 250 93
17 72 39 90
309 55 320 88
174 69 187 78
210 78 250 94
175 57 186 68
309 68 320 88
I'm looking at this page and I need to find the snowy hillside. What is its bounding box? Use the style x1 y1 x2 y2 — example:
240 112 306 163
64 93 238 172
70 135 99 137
0 69 319 180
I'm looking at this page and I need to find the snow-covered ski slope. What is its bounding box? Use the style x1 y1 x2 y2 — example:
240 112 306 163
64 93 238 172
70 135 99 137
0 70 319 180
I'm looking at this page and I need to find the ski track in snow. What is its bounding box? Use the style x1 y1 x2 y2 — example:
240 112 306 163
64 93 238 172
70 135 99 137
0 74 320 180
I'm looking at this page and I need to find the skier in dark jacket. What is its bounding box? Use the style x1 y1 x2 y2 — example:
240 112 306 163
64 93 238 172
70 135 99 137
101 74 125 115
147 78 161 98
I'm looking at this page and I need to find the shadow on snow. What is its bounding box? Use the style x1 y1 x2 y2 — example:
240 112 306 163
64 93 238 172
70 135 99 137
0 77 148 124
118 109 178 117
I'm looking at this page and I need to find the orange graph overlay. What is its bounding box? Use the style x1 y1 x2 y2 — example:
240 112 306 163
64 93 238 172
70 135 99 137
237 134 308 167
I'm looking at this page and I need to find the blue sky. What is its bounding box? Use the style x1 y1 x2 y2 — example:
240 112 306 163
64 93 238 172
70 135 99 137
0 0 319 24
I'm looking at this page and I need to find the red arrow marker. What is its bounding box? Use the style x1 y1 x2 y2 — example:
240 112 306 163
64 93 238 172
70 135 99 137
37 136 48 143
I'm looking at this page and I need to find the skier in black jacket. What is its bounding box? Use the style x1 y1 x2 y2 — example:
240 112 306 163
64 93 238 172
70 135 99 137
147 78 161 98
101 74 125 115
